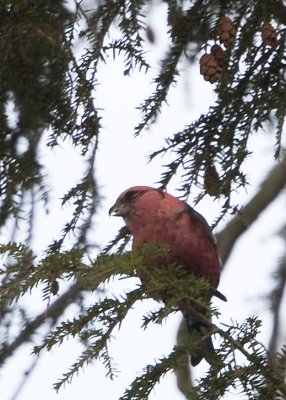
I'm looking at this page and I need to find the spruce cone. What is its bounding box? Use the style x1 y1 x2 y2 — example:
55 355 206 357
211 44 225 67
217 16 236 47
199 53 221 83
50 279 59 295
146 25 155 44
204 164 221 196
261 22 278 48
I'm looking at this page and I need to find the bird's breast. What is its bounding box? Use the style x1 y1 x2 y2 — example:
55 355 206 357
130 212 220 287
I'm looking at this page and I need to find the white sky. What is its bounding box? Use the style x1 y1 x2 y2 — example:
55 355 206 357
1 3 286 400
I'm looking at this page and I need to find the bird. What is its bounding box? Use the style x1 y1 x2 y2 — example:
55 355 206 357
109 185 226 366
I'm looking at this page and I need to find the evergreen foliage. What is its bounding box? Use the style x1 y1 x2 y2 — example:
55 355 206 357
0 0 286 399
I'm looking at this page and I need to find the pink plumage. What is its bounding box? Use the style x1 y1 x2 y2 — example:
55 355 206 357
109 186 225 366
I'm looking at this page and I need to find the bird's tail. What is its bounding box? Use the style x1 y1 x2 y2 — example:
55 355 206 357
181 305 217 367
184 318 215 366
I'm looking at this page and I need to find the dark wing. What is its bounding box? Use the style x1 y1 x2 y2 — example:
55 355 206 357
185 204 216 246
185 204 227 302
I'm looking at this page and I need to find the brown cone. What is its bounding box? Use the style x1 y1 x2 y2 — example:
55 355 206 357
217 16 236 47
261 22 278 48
199 53 221 83
204 164 221 196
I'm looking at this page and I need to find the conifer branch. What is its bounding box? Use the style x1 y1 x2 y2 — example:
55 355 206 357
1 2 286 399
271 0 286 24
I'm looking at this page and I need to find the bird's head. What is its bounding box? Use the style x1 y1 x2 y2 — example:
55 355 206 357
109 186 166 220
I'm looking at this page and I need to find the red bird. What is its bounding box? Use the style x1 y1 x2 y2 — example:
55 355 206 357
109 186 226 366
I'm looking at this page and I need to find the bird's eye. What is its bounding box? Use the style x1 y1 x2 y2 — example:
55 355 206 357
123 190 143 203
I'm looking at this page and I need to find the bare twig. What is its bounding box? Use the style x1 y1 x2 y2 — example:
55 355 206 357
9 357 39 400
174 321 192 392
217 152 286 265
268 250 286 356
0 284 80 365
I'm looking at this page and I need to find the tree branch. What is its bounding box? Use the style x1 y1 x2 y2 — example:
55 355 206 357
271 0 286 25
217 152 286 265
0 283 80 365
176 153 286 397
268 248 286 356
174 320 192 395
